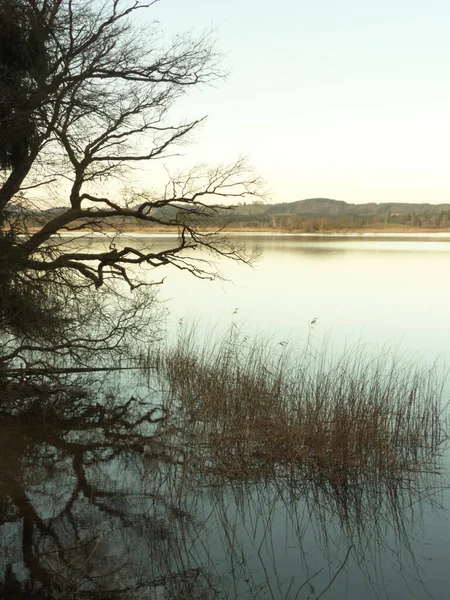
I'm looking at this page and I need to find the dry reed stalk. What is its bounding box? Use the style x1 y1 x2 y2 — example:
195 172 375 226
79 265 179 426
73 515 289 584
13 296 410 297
146 325 448 485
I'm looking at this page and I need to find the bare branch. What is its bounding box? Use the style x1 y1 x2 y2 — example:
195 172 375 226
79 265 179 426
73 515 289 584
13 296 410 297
0 0 262 366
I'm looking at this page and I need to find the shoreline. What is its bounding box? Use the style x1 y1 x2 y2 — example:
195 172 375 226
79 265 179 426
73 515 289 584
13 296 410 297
7 225 450 235
55 226 450 235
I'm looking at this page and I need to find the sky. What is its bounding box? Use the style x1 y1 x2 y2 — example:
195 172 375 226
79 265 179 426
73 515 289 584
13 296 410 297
138 0 450 205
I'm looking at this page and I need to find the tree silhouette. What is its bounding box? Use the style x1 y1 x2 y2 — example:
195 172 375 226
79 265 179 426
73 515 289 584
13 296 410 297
0 0 260 364
0 0 260 283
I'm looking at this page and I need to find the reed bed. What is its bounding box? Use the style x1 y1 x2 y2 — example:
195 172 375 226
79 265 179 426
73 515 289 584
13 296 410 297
145 326 448 484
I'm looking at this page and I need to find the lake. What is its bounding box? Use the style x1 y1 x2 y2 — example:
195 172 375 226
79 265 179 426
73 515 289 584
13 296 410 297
144 233 450 361
1 233 450 599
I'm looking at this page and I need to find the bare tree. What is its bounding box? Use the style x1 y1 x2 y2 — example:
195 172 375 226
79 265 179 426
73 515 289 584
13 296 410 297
0 0 261 290
0 0 261 370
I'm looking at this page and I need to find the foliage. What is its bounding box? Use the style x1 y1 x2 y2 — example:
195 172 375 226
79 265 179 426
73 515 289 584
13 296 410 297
0 0 47 169
0 229 66 339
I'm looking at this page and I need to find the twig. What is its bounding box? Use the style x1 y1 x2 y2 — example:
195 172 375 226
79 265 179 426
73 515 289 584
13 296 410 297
315 545 353 600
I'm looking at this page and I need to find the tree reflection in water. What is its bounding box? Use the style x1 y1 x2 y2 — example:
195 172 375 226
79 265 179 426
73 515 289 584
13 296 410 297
0 375 446 599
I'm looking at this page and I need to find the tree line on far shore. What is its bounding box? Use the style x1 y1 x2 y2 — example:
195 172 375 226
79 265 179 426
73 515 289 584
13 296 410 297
226 198 450 231
21 197 450 233
227 197 450 231
194 197 450 231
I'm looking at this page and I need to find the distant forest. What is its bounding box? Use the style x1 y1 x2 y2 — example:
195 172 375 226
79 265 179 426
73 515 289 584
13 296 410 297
219 198 450 232
22 197 450 232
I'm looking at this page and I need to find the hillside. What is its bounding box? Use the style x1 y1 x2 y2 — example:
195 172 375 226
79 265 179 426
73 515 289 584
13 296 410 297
8 198 450 233
226 198 450 231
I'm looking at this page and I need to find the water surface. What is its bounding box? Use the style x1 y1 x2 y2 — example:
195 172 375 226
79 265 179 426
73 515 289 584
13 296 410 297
146 233 450 362
2 233 449 599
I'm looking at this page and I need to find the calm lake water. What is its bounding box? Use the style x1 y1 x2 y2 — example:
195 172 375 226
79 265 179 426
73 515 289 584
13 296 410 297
2 233 450 599
137 232 450 597
145 233 450 362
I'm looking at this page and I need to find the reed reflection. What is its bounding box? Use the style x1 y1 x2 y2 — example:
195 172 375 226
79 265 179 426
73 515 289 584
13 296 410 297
0 365 446 599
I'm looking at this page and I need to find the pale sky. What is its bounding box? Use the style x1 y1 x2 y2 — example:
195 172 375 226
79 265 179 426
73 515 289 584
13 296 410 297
140 0 450 205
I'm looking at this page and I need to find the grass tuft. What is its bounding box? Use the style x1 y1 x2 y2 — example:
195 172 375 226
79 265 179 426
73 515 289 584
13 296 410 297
144 325 448 485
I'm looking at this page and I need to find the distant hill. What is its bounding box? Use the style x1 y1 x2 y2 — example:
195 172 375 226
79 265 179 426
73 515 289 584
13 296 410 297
227 198 450 231
257 197 450 217
9 197 450 232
